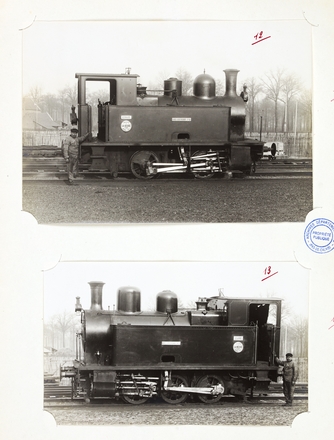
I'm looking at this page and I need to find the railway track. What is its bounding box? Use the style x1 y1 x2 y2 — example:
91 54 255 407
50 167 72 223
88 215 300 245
23 146 312 180
44 382 308 406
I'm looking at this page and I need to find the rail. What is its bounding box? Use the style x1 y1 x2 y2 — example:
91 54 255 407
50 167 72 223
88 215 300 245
23 147 312 180
44 382 308 401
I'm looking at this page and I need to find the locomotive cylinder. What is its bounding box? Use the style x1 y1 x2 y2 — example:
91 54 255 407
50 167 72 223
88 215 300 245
156 290 178 313
89 281 105 311
117 286 141 313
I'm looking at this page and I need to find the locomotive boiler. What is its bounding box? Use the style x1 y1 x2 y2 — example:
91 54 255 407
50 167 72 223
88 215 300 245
60 282 282 404
70 69 264 179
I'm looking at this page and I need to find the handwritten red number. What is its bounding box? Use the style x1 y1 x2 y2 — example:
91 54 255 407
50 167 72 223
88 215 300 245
254 31 263 40
261 265 278 281
264 266 271 275
252 31 271 45
329 317 334 330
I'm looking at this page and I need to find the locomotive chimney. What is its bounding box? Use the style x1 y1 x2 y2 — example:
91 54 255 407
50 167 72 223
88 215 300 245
88 281 105 311
223 69 239 97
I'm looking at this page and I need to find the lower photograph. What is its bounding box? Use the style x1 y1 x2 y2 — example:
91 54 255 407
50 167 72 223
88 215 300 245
43 261 308 426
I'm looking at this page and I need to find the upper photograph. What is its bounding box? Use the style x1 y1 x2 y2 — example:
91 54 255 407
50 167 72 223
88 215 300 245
22 20 312 224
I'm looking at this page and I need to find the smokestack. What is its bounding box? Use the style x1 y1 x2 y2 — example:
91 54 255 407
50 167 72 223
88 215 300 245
89 281 105 311
223 69 239 97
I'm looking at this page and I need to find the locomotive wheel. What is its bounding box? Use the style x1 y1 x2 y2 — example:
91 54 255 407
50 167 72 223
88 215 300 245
196 374 224 404
191 150 215 179
129 150 159 179
161 374 189 404
121 395 149 405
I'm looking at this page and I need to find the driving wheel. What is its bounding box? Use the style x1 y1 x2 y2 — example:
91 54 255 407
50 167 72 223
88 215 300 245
196 374 224 403
161 374 189 404
129 150 159 179
122 394 149 405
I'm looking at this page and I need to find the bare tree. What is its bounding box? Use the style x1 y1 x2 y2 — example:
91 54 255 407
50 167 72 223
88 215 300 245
174 68 194 96
261 68 286 132
186 299 197 309
55 310 77 348
243 77 263 132
61 84 77 104
44 315 58 348
298 88 312 132
288 316 308 358
42 93 59 121
57 84 77 125
215 78 225 96
147 69 173 91
29 85 44 106
256 97 273 132
279 73 302 132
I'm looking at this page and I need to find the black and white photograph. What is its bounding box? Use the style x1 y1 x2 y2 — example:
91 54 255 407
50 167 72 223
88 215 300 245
22 18 313 223
1 1 334 440
43 261 308 426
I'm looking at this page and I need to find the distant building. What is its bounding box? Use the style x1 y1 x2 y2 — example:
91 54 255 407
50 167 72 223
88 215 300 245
44 346 57 355
22 97 64 130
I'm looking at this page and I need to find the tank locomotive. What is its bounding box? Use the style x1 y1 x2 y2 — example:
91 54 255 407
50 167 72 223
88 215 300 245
70 69 264 179
61 282 282 404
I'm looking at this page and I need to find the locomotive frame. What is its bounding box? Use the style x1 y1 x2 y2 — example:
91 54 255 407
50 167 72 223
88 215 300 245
71 69 264 179
61 281 282 405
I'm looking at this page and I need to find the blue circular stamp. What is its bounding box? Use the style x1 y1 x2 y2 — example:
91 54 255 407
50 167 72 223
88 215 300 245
304 218 334 254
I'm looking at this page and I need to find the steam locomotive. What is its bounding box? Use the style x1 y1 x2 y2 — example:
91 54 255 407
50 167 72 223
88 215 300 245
60 282 282 404
70 69 264 179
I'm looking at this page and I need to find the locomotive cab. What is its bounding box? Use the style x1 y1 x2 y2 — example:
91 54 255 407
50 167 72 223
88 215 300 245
75 72 139 141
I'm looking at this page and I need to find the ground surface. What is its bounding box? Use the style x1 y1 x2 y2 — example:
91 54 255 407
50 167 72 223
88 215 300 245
46 400 308 426
22 177 312 224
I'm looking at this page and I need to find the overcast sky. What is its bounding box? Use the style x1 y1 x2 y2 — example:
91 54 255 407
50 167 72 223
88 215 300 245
22 19 312 96
43 261 309 321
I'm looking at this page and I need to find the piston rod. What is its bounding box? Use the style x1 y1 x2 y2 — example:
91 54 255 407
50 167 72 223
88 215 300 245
163 384 224 395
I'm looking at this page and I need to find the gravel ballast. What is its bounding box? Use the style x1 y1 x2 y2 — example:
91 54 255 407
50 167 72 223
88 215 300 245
47 401 308 426
22 177 312 224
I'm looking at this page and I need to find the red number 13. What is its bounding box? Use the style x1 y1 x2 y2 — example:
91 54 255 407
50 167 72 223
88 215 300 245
264 266 271 275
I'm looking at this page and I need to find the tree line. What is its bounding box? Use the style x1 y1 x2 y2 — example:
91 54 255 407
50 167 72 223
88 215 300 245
26 67 311 135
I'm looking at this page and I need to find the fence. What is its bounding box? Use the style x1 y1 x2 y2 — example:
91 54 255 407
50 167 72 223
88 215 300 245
295 357 308 382
44 353 74 378
23 130 69 148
